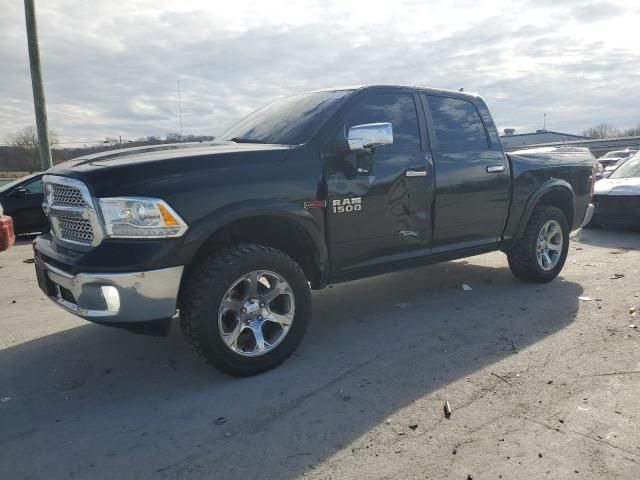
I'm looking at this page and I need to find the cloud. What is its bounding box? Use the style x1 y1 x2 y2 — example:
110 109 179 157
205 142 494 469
524 0 625 22
573 1 624 22
1 0 638 145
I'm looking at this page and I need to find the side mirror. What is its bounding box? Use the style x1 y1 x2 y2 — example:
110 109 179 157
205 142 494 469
11 187 29 197
347 123 393 153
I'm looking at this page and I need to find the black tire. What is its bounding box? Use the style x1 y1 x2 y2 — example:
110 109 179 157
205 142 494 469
507 205 570 283
179 244 311 376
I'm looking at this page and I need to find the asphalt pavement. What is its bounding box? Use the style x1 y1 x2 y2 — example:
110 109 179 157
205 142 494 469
1 228 639 479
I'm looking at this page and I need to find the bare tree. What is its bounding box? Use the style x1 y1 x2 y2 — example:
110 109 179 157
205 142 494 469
6 125 59 150
102 137 119 147
5 125 59 170
622 125 640 137
582 124 620 138
165 132 183 143
165 133 215 143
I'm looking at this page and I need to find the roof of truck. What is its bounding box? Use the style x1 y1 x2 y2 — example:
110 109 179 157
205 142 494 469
307 84 479 99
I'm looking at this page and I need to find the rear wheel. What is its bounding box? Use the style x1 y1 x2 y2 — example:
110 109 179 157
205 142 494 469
180 244 311 376
507 205 569 282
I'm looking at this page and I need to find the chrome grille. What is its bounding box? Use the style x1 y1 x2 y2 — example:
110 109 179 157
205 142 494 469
52 184 86 208
43 175 103 247
57 217 94 244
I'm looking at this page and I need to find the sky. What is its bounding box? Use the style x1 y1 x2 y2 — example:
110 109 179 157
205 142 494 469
1 0 639 146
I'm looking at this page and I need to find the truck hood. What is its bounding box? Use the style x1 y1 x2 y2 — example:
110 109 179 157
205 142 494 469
594 177 640 196
45 141 295 197
53 141 293 169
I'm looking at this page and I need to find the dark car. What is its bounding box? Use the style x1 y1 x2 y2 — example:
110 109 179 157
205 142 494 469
33 85 596 376
0 173 48 234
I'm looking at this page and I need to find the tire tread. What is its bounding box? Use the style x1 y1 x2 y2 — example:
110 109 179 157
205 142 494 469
179 243 309 376
507 205 568 283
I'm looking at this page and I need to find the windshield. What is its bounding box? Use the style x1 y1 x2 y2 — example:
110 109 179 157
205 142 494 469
221 90 352 145
0 173 39 194
609 156 640 179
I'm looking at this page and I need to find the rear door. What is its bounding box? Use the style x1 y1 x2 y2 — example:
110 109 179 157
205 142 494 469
325 89 435 276
422 94 510 251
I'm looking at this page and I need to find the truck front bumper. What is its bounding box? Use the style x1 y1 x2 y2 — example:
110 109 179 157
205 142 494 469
34 257 183 323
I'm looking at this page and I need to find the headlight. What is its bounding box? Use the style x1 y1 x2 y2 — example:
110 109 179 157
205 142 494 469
98 197 188 238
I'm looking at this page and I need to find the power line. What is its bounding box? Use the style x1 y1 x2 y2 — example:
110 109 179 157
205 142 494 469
1 142 113 146
0 140 130 147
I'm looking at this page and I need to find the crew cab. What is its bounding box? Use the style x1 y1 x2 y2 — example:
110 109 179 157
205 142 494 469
33 85 596 375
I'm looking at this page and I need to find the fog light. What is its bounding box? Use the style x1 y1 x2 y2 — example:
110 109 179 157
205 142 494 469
101 286 121 312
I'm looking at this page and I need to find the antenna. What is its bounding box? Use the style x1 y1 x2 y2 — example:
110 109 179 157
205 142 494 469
543 113 546 131
178 80 183 139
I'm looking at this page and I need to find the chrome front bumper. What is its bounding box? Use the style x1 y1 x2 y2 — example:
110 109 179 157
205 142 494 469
580 203 595 228
34 259 183 323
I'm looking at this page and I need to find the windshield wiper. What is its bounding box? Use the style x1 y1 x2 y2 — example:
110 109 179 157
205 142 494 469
228 137 267 144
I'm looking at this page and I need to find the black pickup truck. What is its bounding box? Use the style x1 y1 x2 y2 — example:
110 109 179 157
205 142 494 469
33 85 596 375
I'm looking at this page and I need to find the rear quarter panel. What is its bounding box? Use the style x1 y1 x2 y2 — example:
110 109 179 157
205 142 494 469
503 148 595 242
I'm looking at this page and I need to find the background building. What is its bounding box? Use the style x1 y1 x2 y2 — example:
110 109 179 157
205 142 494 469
500 129 588 149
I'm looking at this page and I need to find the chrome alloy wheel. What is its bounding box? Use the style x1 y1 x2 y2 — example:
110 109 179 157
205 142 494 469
536 220 563 271
218 270 295 357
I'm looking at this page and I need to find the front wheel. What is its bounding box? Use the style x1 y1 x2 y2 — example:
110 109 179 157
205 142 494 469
180 244 311 376
507 205 570 282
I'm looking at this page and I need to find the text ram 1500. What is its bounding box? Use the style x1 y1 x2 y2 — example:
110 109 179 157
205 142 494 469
33 85 597 376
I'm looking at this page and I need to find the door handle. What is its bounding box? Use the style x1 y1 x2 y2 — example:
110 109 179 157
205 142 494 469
486 165 505 173
405 169 427 177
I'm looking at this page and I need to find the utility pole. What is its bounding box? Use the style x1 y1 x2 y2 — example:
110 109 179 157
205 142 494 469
178 80 183 140
24 0 52 170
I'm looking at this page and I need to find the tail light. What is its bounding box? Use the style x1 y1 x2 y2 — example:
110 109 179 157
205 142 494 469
590 163 597 196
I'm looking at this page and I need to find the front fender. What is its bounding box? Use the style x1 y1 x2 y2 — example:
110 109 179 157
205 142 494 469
174 199 329 281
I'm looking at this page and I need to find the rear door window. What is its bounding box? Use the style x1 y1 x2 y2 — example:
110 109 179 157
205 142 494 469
424 95 489 151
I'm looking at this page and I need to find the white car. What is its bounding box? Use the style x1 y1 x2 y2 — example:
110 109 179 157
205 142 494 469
587 153 640 227
598 149 638 170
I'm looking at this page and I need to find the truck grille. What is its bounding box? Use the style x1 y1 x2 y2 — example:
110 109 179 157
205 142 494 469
43 176 103 247
52 184 86 208
57 216 95 244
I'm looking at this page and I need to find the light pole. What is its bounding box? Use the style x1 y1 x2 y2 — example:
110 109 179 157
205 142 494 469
24 0 53 170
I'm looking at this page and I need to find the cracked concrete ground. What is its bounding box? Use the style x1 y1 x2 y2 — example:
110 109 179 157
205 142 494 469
1 228 639 479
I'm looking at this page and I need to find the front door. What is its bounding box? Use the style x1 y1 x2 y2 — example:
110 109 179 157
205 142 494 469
324 90 435 277
8 176 46 233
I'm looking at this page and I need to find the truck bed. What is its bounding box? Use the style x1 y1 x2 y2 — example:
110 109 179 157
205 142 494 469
502 146 596 243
